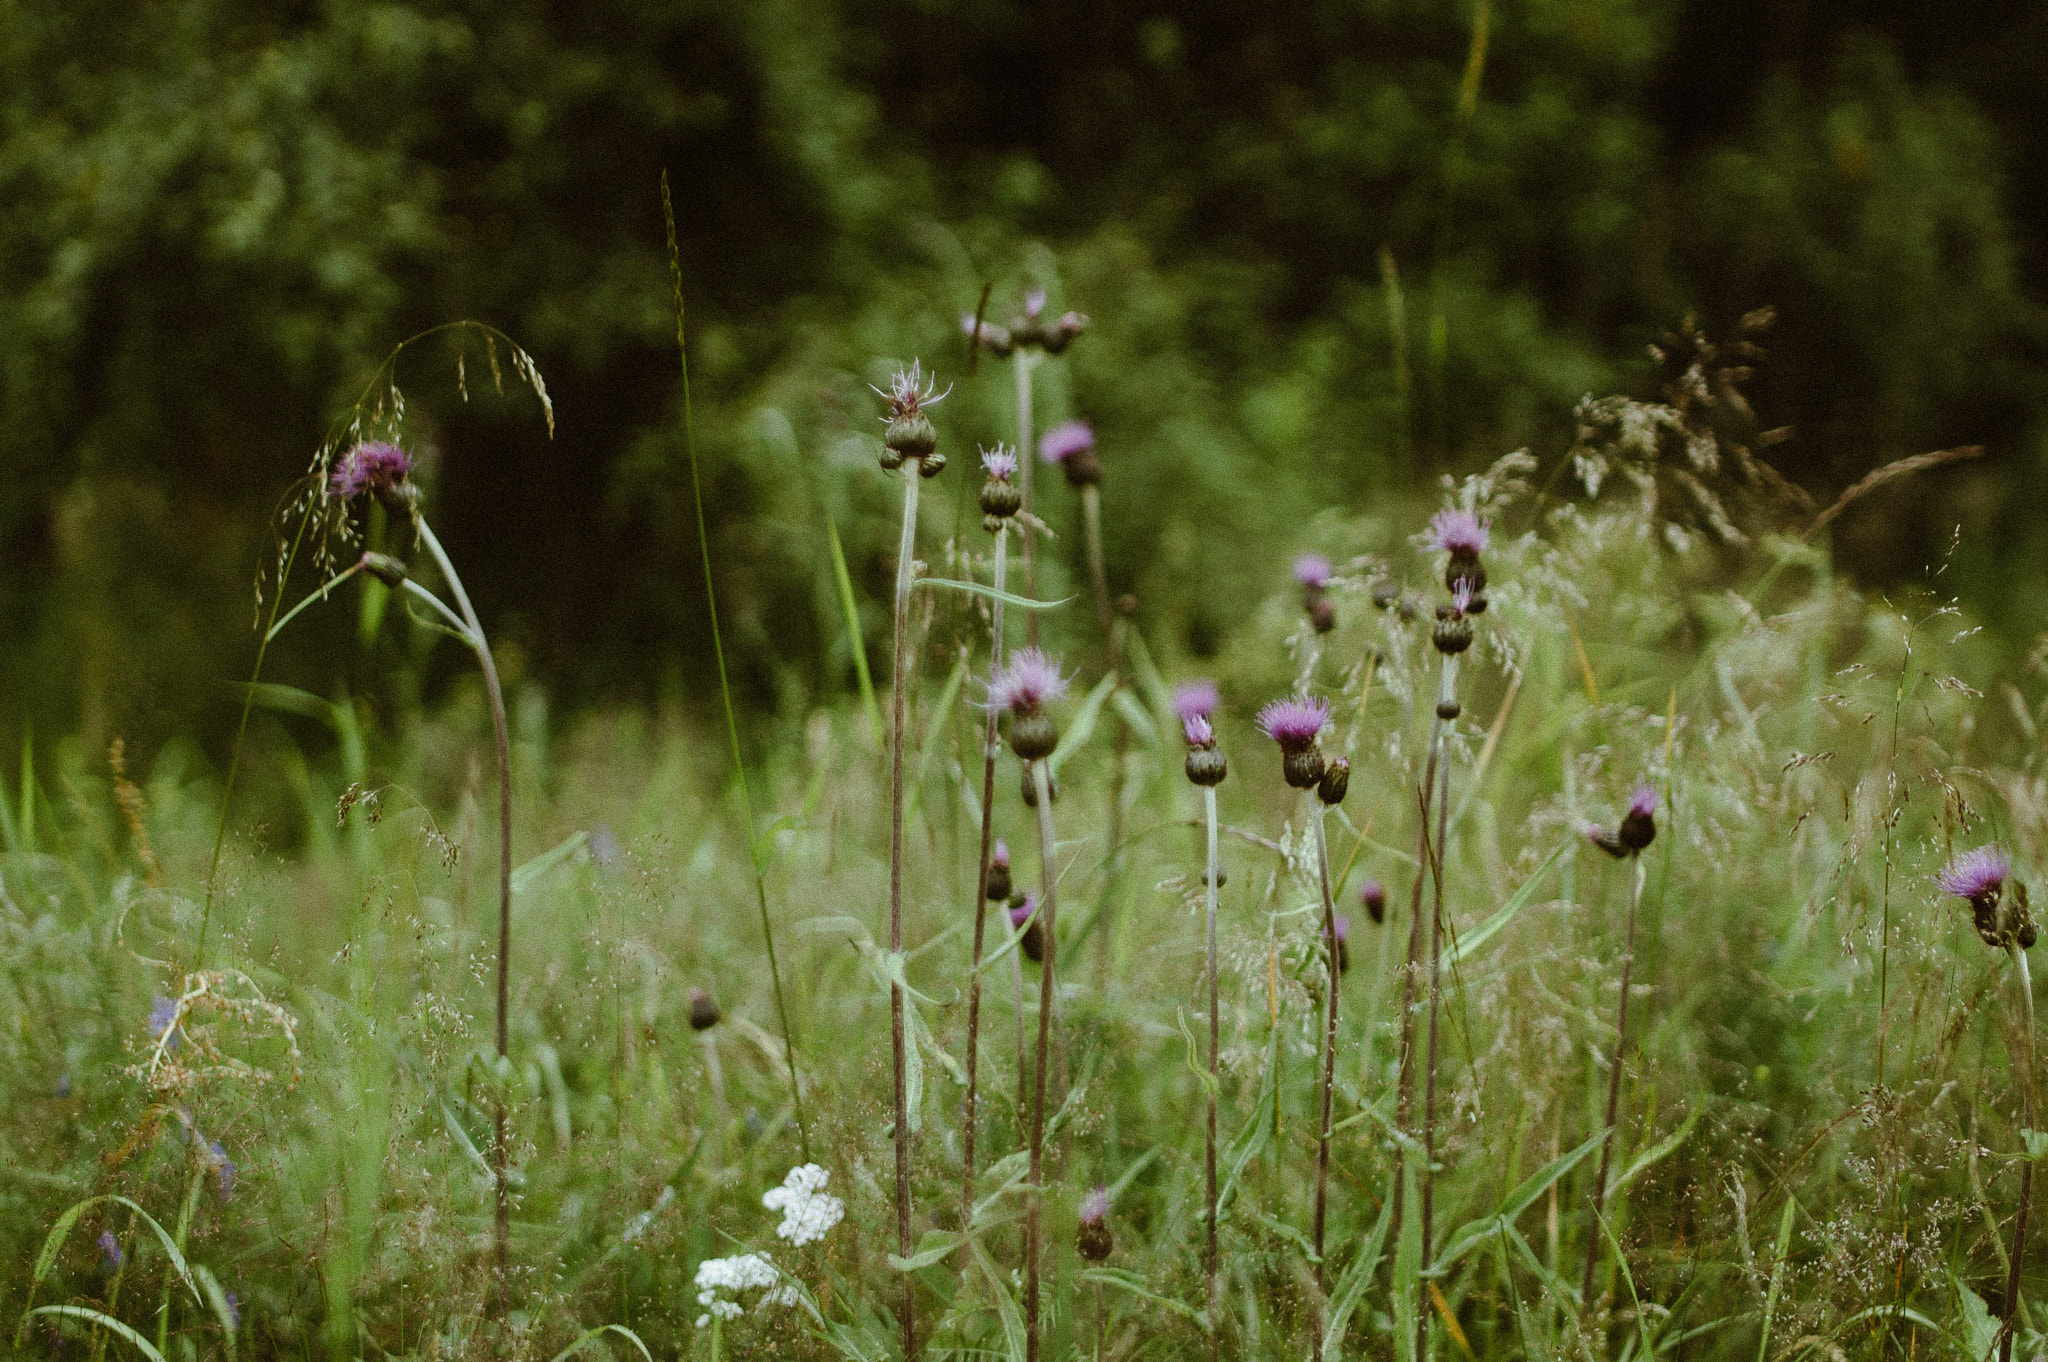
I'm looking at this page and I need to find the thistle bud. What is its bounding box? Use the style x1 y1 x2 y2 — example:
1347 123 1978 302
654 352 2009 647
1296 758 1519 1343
687 989 722 1031
874 361 947 469
993 648 1068 762
1077 1186 1114 1261
1043 312 1089 355
1317 756 1350 806
359 552 407 588
1371 580 1401 612
1310 595 1337 634
1011 894 1045 962
1010 713 1059 762
1257 695 1332 791
1361 878 1386 925
1186 746 1229 787
986 838 1013 902
979 447 1022 530
918 448 946 478
1431 616 1473 655
884 413 938 461
1618 780 1658 853
1333 914 1352 974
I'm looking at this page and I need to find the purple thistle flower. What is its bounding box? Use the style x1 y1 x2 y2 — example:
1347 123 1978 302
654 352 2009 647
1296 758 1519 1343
328 441 414 502
1937 846 2012 902
1256 695 1331 752
1427 509 1489 558
1172 680 1220 724
1450 580 1474 616
1334 914 1350 944
991 838 1010 870
981 447 1018 480
1079 1185 1112 1225
1182 713 1214 747
1038 420 1096 465
1293 553 1333 588
148 995 183 1051
1628 778 1659 820
98 1231 123 1270
989 647 1068 716
874 361 949 420
1009 893 1038 932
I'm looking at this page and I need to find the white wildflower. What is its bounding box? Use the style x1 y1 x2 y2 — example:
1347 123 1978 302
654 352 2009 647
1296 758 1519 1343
692 1251 782 1325
762 1163 845 1246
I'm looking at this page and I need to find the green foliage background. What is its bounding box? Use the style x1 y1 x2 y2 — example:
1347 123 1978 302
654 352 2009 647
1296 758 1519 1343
3 0 2045 778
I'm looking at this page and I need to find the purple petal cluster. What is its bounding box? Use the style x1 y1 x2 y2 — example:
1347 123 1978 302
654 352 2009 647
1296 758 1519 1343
876 361 948 419
1182 713 1214 747
1079 1185 1112 1225
980 446 1018 479
328 441 414 501
1172 680 1220 724
990 648 1068 716
1038 420 1096 464
1628 778 1659 820
1293 553 1333 588
1937 845 2011 901
991 838 1009 869
1427 509 1489 558
1333 914 1351 944
1009 893 1038 931
1256 694 1331 750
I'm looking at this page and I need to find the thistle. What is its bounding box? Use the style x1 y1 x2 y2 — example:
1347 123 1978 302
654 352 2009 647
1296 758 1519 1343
1256 694 1332 791
992 646 1070 1362
962 287 1088 647
1581 777 1659 1307
1938 845 2036 1362
964 446 1020 1224
873 359 948 1362
1177 678 1226 1354
1295 552 1337 634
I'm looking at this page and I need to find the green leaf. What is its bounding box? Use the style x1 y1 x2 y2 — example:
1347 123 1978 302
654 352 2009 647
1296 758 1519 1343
29 1306 167 1362
1048 671 1120 778
914 576 1074 610
32 1195 202 1307
545 1323 655 1362
2024 1128 2048 1162
888 1229 969 1273
1079 1267 1206 1323
1103 1145 1163 1205
1215 1027 1280 1221
1111 688 1159 748
192 1264 239 1359
1394 1162 1423 1362
970 1241 1030 1362
1757 1198 1797 1362
1609 1103 1702 1198
1441 840 1568 971
512 831 588 895
1953 1274 1997 1362
1177 1009 1220 1099
1324 1190 1394 1354
1429 1126 1608 1276
826 513 883 746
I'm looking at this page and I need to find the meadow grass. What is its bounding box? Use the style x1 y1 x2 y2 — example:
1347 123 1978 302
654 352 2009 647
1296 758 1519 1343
3 379 2046 1362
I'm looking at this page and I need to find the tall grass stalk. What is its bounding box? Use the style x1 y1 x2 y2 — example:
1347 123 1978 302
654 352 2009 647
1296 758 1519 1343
663 175 810 1162
1079 481 1130 980
1025 757 1062 1362
1581 853 1646 1306
2002 945 2036 1362
1203 783 1223 1359
962 523 1009 1222
1311 802 1342 1353
886 457 923 1361
1413 648 1460 1359
1015 350 1042 647
413 517 517 1312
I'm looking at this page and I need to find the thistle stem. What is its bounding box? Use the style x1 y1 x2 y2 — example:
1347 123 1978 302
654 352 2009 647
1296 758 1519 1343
415 517 515 1321
963 526 1009 1224
1312 804 1342 1357
1080 482 1128 982
887 460 923 1362
2002 946 2037 1362
1015 351 1042 647
1204 784 1223 1359
1025 758 1062 1362
1390 652 1457 1261
1417 737 1452 1362
1582 853 1645 1307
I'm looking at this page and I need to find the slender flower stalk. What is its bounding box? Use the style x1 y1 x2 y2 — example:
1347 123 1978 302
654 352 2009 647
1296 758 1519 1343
1396 510 1486 1344
1936 845 2038 1362
1580 779 1659 1306
1044 419 1129 977
964 447 1021 1222
875 361 947 1361
1311 755 1349 1354
991 647 1070 1362
1177 681 1227 1354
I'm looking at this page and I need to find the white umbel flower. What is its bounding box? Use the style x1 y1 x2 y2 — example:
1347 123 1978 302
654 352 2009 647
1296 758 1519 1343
762 1163 845 1246
693 1252 791 1326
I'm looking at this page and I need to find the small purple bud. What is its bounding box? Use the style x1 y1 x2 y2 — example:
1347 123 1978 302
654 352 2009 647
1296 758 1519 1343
1360 879 1386 925
1293 553 1333 589
1038 420 1096 465
1333 913 1351 974
1076 1185 1114 1261
98 1231 124 1271
992 839 1010 870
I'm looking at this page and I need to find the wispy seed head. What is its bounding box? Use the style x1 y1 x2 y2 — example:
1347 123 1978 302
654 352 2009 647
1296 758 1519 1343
874 361 949 421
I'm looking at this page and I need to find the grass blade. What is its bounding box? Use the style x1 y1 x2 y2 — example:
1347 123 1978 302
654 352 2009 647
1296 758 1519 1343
30 1306 167 1362
826 512 884 745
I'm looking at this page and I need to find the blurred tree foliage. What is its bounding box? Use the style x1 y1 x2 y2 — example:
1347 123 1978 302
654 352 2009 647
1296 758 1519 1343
1 0 2043 770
